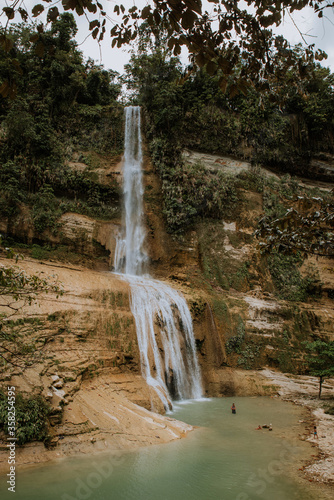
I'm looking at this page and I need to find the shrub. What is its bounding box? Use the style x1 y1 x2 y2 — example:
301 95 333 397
268 252 322 302
0 392 51 445
31 185 62 234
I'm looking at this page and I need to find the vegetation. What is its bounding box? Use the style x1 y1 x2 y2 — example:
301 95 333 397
0 14 122 243
0 391 51 444
1 1 331 99
305 339 334 398
225 317 245 354
0 244 62 366
120 20 334 247
256 196 334 257
0 3 333 387
268 252 322 301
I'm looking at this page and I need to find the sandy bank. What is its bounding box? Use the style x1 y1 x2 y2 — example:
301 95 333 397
260 369 334 487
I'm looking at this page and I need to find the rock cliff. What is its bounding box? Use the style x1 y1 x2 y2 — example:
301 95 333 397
0 147 333 468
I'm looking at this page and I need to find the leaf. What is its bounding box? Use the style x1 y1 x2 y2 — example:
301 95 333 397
184 0 202 15
206 60 218 76
237 79 250 95
218 77 228 93
89 20 100 30
154 10 161 25
195 52 206 67
47 7 59 22
32 4 44 17
229 84 238 98
181 9 197 30
3 7 15 20
30 34 39 43
141 6 151 19
87 2 97 14
168 37 175 50
12 60 23 76
18 8 28 21
173 43 181 56
75 5 84 16
0 35 14 52
92 28 99 39
62 0 78 10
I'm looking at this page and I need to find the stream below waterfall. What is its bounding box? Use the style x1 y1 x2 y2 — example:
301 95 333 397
1 397 320 500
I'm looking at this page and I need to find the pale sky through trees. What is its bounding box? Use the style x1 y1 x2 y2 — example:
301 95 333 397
3 1 334 74
75 1 334 74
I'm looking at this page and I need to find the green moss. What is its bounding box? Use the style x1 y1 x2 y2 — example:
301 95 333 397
268 252 321 302
225 317 245 354
212 298 229 322
197 222 254 292
237 342 262 369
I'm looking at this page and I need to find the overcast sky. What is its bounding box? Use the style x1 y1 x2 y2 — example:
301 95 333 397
72 1 334 74
4 1 334 74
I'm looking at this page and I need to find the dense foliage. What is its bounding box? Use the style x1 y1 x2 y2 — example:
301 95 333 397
181 56 334 172
268 252 322 301
305 340 334 398
0 391 51 444
1 1 331 96
124 27 334 236
0 14 122 238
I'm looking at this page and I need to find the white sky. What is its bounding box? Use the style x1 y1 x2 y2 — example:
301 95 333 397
2 1 334 73
73 1 334 74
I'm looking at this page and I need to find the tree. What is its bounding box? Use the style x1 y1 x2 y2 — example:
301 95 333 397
0 1 332 98
305 340 334 398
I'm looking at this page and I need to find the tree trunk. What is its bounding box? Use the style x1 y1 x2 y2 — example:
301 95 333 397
319 375 323 399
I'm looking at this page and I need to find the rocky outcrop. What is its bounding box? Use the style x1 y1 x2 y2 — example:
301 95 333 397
1 146 333 470
0 258 193 470
309 153 334 182
0 369 193 472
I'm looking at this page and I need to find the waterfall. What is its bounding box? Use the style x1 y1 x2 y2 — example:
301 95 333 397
114 106 147 276
114 106 202 409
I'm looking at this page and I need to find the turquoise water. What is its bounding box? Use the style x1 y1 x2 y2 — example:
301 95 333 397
1 397 316 500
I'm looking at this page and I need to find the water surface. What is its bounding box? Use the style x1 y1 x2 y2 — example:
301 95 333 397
1 397 316 500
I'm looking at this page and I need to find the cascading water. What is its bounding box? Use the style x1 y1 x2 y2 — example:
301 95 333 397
114 106 147 276
114 106 202 409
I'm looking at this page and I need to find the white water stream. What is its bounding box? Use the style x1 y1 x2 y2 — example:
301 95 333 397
114 106 202 409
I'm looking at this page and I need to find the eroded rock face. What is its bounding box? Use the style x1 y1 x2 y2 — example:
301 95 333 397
309 155 334 182
58 213 120 264
1 147 334 469
0 258 192 469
